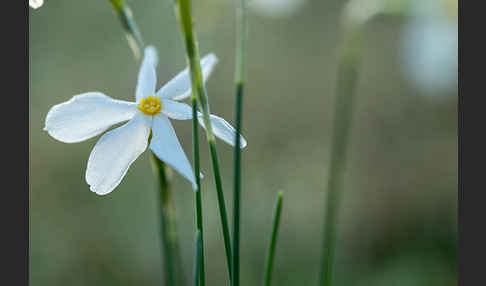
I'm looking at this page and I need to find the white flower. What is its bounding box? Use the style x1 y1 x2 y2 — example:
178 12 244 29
400 0 457 95
249 0 307 18
44 46 247 195
29 0 44 9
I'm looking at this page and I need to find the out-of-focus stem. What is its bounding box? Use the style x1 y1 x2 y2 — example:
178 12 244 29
319 24 363 286
234 0 247 85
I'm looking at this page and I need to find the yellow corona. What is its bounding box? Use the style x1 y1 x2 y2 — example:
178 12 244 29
138 95 162 115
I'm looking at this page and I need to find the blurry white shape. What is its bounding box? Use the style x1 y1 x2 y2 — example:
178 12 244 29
400 0 457 95
29 0 44 9
249 0 306 18
342 0 410 26
343 0 384 26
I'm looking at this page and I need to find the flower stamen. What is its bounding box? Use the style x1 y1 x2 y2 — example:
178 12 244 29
138 95 162 115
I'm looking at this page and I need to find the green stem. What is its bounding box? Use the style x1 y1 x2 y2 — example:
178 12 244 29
151 155 182 286
209 140 233 275
173 0 233 278
108 0 144 61
234 0 247 85
319 25 363 286
192 94 206 286
232 0 247 285
264 192 283 286
232 83 243 286
193 230 203 286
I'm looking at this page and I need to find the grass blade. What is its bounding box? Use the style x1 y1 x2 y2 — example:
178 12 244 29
232 0 248 284
173 0 233 278
319 25 363 286
193 230 203 286
192 89 206 286
264 192 283 286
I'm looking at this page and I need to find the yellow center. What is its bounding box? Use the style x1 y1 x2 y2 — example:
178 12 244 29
138 95 162 115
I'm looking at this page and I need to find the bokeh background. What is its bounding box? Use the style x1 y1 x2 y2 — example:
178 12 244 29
29 0 457 285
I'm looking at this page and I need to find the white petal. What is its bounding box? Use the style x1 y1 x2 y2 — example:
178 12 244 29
29 0 43 9
149 115 197 188
144 45 159 67
136 47 158 102
86 113 151 195
197 113 247 148
44 92 137 143
156 53 219 101
161 99 193 120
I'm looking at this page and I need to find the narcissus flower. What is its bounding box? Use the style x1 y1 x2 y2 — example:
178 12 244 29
45 46 246 195
29 0 44 9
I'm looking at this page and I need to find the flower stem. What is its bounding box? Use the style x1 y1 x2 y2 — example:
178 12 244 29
264 192 283 286
192 93 206 286
193 230 203 286
232 83 243 286
151 155 178 286
173 0 233 278
107 2 183 285
208 140 233 277
234 0 247 85
319 25 363 286
108 0 144 61
232 0 247 285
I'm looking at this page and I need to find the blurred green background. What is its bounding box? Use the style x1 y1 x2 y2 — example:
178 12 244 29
29 0 457 285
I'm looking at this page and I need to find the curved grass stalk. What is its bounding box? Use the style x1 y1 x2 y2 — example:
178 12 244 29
173 0 233 279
